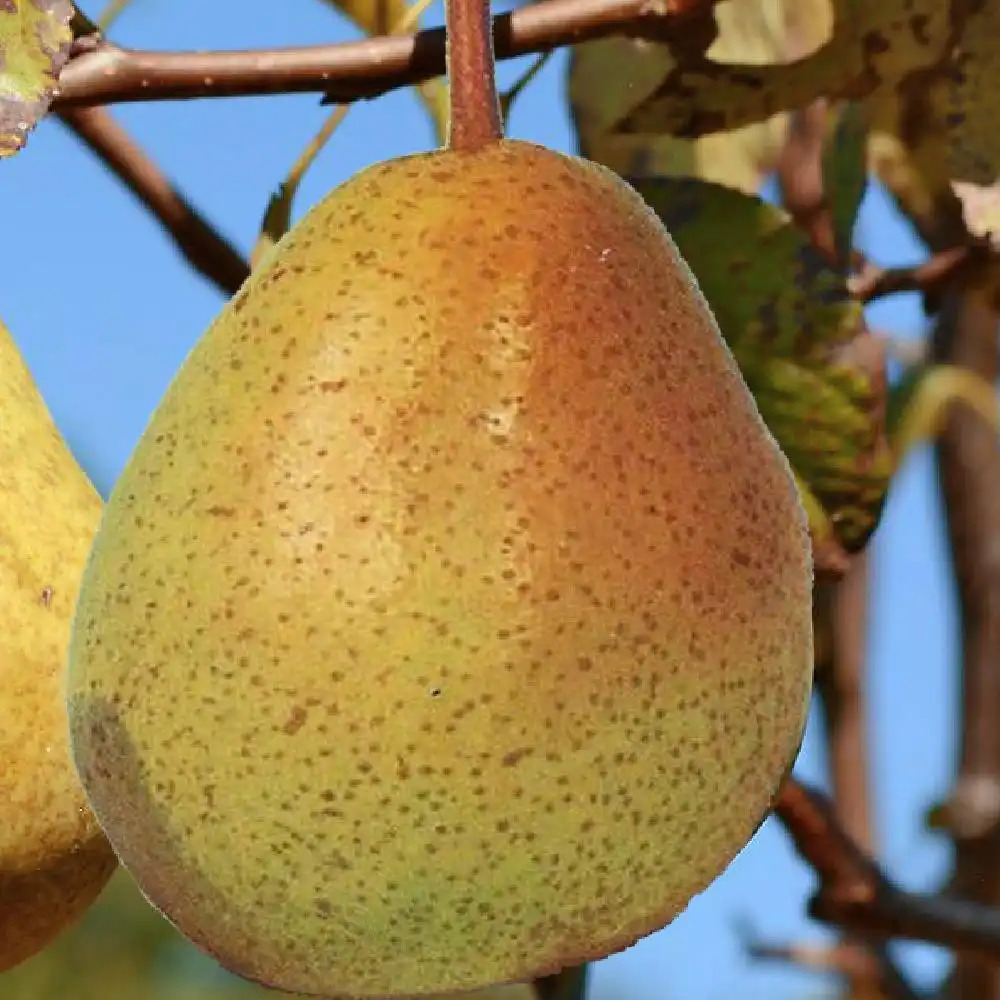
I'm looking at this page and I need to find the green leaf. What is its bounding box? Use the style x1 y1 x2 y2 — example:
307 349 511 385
613 0 954 139
635 176 892 553
0 0 73 157
823 102 869 270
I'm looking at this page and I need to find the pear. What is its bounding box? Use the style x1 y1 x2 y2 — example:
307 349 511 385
0 318 116 971
66 136 813 997
65 0 812 993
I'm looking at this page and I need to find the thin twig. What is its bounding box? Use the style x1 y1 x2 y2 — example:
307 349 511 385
848 246 990 305
745 933 921 1000
55 0 713 108
58 106 250 296
776 778 1000 964
746 937 883 977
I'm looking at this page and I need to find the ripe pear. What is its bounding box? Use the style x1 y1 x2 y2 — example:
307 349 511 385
66 138 813 997
0 318 116 972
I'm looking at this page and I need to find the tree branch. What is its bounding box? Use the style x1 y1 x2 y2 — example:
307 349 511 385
58 106 250 296
848 246 993 306
776 778 1000 964
931 278 1000 1000
55 0 710 108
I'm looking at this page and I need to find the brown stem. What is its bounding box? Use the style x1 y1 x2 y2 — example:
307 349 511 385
534 965 589 1000
58 106 249 296
445 0 502 150
54 0 713 108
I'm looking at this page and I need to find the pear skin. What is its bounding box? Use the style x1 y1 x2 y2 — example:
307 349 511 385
0 318 116 971
67 140 813 998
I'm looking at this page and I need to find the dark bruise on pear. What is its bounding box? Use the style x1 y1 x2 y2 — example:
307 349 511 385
64 0 815 996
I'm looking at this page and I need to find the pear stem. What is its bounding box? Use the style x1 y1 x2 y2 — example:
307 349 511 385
445 0 503 151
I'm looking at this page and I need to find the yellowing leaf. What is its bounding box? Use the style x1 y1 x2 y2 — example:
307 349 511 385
255 0 437 261
613 0 953 139
888 364 1000 467
861 4 1000 236
864 94 955 237
251 105 350 271
96 0 135 30
0 0 73 157
636 177 892 553
569 0 831 193
314 0 448 144
952 180 1000 249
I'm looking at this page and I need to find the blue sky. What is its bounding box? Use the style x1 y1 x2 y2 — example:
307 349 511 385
0 2 961 997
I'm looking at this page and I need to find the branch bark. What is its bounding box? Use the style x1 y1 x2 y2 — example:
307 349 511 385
776 778 1000 964
848 246 993 306
55 0 709 108
815 555 874 854
930 278 1000 1000
58 106 250 296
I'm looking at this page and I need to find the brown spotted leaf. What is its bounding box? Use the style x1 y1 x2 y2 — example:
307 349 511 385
944 0 1000 185
569 0 830 193
860 3 1000 237
0 0 73 157
614 0 954 138
635 176 892 554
